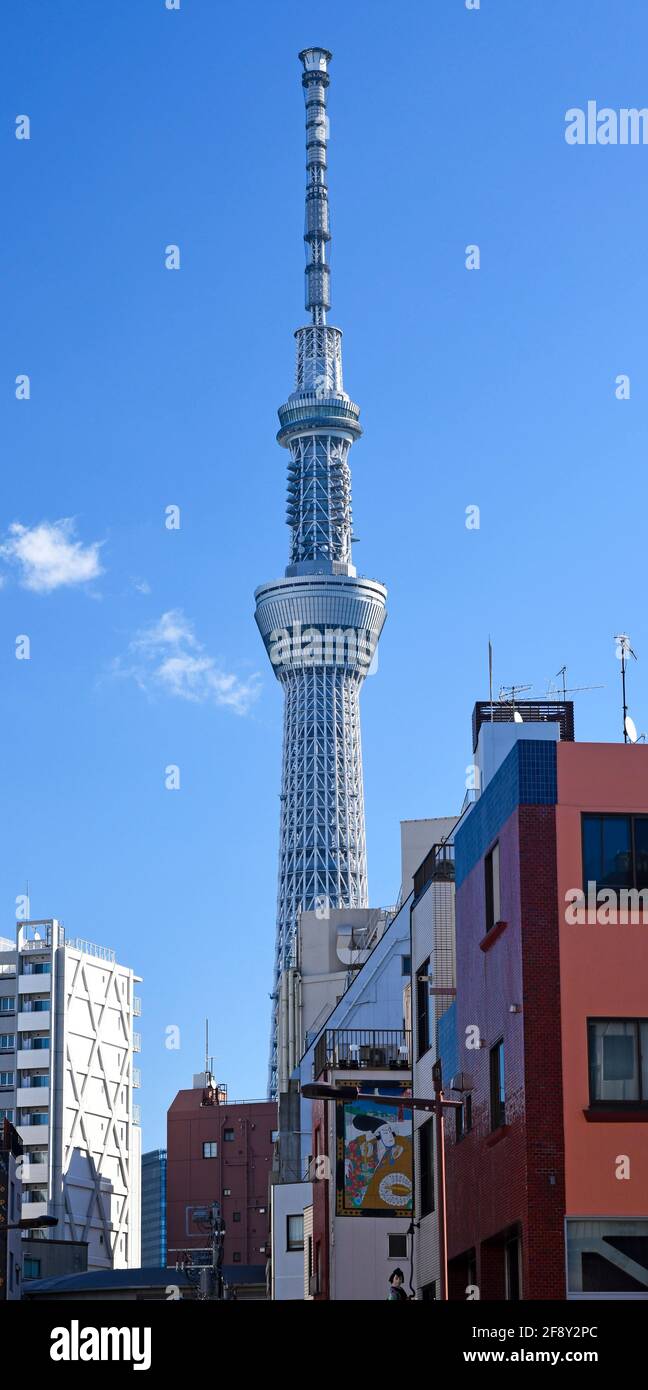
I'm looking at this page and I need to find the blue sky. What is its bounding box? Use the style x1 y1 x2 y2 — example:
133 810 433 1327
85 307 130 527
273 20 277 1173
3 0 648 1146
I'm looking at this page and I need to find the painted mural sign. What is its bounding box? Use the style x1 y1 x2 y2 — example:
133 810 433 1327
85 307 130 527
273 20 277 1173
336 1096 413 1217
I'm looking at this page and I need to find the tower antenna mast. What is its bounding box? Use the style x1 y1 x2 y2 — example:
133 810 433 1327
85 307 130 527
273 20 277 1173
615 634 637 742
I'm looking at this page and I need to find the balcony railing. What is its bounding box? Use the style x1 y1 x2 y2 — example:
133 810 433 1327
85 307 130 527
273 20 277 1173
133 1032 141 1053
132 1067 141 1088
314 1029 411 1079
132 1103 141 1124
413 842 455 898
133 997 142 1017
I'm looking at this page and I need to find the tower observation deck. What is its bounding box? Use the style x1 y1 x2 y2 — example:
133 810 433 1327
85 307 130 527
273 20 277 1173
254 48 387 1097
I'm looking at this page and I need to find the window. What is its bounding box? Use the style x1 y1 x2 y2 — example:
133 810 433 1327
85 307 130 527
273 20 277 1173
30 1076 48 1088
489 1041 505 1129
419 1118 434 1217
32 1038 48 1051
401 955 411 977
32 1001 48 1013
202 1141 218 1158
416 958 431 1059
30 1114 48 1126
0 1071 14 1086
233 1211 241 1223
485 842 501 932
505 1233 521 1300
567 1219 648 1294
0 999 15 1013
287 1214 304 1251
223 1128 234 1142
588 1019 648 1105
232 1251 241 1263
582 814 648 892
223 1187 231 1197
23 1257 41 1279
388 1232 408 1259
455 1093 472 1141
0 1109 15 1123
0 1035 15 1050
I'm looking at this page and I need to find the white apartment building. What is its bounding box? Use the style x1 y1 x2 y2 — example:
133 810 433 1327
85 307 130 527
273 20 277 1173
0 919 142 1270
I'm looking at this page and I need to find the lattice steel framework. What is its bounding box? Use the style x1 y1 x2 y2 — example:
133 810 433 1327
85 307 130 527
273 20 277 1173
255 48 387 1096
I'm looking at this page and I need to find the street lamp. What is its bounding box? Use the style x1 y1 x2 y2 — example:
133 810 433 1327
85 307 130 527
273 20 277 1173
302 1062 463 1301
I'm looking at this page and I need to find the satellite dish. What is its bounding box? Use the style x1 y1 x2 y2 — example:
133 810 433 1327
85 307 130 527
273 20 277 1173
625 715 638 743
513 711 524 724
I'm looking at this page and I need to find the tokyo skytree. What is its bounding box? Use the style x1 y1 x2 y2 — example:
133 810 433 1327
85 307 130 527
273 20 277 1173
255 48 387 1097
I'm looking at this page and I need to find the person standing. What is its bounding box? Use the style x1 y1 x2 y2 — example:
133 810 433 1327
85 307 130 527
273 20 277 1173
387 1269 409 1301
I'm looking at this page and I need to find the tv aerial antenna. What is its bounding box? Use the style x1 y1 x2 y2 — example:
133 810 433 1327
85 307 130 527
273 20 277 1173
545 666 604 700
498 683 532 720
615 634 639 743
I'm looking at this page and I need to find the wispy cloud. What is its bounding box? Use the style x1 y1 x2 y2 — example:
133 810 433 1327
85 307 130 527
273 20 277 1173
118 609 261 716
0 519 103 593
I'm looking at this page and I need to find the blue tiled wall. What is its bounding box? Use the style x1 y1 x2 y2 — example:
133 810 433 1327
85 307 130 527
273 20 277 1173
455 740 556 887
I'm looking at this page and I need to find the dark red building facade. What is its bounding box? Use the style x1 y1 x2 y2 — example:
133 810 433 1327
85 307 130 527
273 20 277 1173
166 1076 276 1269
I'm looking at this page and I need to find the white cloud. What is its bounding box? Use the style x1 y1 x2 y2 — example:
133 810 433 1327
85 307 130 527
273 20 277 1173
0 519 103 593
121 608 261 716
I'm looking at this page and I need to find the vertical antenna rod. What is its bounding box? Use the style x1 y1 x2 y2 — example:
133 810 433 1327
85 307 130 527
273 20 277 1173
299 47 333 326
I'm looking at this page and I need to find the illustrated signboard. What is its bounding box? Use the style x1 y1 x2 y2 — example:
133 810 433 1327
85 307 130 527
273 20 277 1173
335 1095 413 1217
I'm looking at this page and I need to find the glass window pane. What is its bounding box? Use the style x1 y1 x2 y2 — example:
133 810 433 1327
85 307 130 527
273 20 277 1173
589 1020 639 1101
601 817 632 888
641 1022 648 1102
634 819 648 891
582 816 602 886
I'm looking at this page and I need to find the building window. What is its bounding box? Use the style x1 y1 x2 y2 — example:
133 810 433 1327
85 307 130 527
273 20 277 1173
588 1018 648 1105
223 1187 231 1196
0 999 15 1013
0 1035 15 1050
223 1128 234 1142
23 1257 41 1279
0 1109 15 1122
287 1214 303 1251
505 1233 521 1300
202 1141 218 1158
0 1071 14 1087
401 955 411 977
567 1218 648 1294
484 842 501 932
582 813 648 892
388 1232 408 1259
233 1211 241 1223
416 958 431 1059
419 1118 434 1217
232 1251 241 1263
489 1040 505 1129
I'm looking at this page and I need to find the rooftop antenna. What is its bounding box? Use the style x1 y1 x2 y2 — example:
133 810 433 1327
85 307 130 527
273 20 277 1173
544 667 604 700
488 638 494 722
615 634 637 743
498 684 532 703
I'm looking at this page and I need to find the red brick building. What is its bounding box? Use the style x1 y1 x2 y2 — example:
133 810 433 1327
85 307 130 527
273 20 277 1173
166 1073 276 1270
